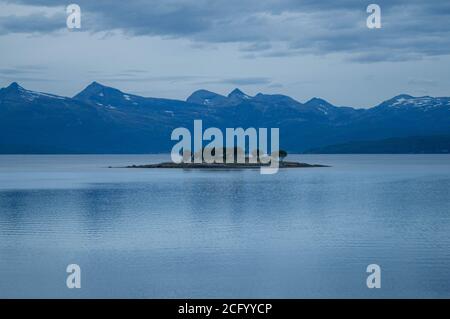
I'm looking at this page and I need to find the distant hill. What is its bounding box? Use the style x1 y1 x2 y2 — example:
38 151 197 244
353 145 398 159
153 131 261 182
304 135 450 154
0 81 450 154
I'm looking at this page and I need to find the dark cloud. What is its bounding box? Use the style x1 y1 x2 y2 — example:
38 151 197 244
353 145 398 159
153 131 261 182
0 64 53 82
189 77 273 88
218 77 272 86
94 73 272 86
0 12 63 35
240 42 272 52
0 64 47 76
1 0 450 62
267 83 283 89
0 74 55 82
97 75 206 84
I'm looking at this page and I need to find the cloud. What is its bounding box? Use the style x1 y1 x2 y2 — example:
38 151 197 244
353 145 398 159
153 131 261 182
267 82 283 89
1 0 450 62
94 72 273 86
0 12 63 35
240 42 272 52
198 77 273 86
98 75 206 84
407 78 438 87
0 64 47 72
221 77 272 86
0 64 53 81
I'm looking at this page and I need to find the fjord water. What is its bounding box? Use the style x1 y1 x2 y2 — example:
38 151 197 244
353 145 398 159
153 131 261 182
0 155 449 298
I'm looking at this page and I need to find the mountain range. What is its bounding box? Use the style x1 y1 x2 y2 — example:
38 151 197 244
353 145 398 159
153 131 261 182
1 81 449 154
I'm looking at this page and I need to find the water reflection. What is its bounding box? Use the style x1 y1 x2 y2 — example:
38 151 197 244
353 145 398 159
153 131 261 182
0 155 449 297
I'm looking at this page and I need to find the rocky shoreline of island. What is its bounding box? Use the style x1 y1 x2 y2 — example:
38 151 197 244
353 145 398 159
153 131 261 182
125 161 329 169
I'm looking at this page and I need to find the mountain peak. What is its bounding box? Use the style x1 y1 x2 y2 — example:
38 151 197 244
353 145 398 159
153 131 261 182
85 81 110 91
0 82 26 98
0 82 68 101
74 81 122 100
91 81 104 87
6 82 25 91
379 94 415 107
228 88 250 99
309 97 327 103
375 94 450 110
393 94 414 99
187 89 227 106
305 97 333 107
188 89 221 99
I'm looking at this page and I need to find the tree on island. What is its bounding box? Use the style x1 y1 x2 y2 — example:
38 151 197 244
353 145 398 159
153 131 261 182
278 149 288 162
179 147 287 164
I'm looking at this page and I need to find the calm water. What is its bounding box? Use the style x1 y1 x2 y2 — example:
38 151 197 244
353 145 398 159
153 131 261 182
0 154 449 298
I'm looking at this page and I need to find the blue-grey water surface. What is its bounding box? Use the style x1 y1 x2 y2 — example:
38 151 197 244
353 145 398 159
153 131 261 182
0 154 449 298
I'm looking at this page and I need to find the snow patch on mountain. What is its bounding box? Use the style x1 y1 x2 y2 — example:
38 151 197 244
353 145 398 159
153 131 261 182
389 96 450 110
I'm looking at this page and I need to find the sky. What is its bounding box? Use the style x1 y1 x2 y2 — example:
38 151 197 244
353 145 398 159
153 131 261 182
0 0 450 108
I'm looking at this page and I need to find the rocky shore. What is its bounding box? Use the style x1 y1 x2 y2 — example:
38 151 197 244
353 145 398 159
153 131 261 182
125 161 329 169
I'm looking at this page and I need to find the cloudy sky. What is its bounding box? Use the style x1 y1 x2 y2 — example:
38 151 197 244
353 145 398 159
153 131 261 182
0 0 449 107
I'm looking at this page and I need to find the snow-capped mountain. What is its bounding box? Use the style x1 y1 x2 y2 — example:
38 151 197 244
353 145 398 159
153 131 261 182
0 82 69 102
186 89 228 106
1 82 449 153
376 94 450 110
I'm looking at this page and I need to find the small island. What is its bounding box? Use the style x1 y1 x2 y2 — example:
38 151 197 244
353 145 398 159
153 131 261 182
126 161 328 169
124 149 329 169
